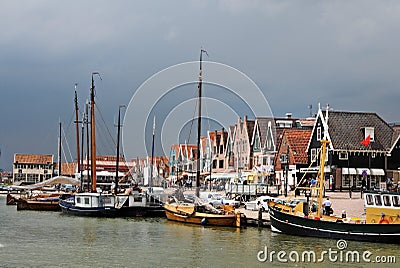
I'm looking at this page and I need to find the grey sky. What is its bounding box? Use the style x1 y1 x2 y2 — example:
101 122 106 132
1 1 400 170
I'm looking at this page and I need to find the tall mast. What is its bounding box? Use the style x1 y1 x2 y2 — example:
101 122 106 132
115 105 125 195
58 121 62 176
74 83 81 175
80 110 85 191
90 72 101 192
150 116 155 193
196 49 207 197
86 101 91 191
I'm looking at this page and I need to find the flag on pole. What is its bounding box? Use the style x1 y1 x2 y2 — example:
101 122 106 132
361 135 371 147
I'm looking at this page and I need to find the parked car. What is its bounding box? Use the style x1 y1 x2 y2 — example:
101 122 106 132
245 196 281 211
199 192 239 208
221 197 240 208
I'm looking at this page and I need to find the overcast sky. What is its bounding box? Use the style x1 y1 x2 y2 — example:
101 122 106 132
1 0 400 171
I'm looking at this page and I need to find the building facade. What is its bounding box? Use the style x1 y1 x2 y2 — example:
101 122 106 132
13 154 54 183
307 108 400 191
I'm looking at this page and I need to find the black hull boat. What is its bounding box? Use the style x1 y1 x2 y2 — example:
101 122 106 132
119 205 165 217
268 139 400 244
59 191 165 218
59 193 118 217
268 205 400 244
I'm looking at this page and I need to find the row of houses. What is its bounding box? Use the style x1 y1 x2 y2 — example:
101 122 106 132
168 107 400 191
11 106 400 191
11 153 170 189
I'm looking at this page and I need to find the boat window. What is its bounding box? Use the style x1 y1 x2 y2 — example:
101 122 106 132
76 197 81 204
392 196 400 207
84 197 90 205
103 197 111 204
365 194 374 205
383 195 391 206
374 195 382 206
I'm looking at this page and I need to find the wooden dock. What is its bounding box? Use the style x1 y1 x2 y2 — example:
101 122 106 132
237 207 271 228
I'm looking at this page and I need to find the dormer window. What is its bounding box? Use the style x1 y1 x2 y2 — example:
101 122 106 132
365 127 375 142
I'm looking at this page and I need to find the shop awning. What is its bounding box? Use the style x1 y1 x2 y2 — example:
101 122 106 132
342 168 357 175
370 169 385 176
356 168 370 176
299 166 331 173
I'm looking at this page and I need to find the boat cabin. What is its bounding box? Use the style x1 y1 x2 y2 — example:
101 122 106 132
364 191 400 224
74 193 115 208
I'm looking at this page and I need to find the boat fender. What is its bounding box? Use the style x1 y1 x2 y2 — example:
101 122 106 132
201 218 208 226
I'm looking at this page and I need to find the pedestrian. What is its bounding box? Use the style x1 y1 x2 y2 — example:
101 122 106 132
322 197 332 216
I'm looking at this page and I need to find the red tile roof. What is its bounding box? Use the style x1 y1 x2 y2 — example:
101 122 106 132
285 129 312 164
14 154 53 164
53 162 77 176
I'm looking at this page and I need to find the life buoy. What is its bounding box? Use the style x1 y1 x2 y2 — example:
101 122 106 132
379 217 389 224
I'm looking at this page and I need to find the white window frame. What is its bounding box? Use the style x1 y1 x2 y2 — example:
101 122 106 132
317 127 322 141
311 148 317 162
339 151 348 160
365 127 375 142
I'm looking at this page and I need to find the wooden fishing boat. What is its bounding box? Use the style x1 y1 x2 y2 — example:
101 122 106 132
165 202 243 227
8 176 79 210
164 50 245 227
6 193 21 205
16 196 61 211
268 139 400 244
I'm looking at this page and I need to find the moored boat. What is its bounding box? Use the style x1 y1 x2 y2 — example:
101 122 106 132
59 188 165 217
164 201 243 227
17 196 61 211
59 74 165 218
268 139 400 244
164 49 245 227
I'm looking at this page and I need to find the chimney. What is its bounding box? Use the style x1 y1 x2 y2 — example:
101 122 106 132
285 113 292 119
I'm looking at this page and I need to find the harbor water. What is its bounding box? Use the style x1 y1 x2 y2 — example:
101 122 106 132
0 195 398 268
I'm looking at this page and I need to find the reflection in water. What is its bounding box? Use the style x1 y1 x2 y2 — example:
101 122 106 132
0 196 398 267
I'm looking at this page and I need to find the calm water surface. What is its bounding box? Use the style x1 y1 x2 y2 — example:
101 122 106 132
0 195 398 267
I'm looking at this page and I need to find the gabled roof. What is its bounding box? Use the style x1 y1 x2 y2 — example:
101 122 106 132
308 109 396 152
208 129 228 146
14 154 53 164
326 111 393 151
246 120 255 143
285 129 312 164
253 117 275 144
227 125 236 142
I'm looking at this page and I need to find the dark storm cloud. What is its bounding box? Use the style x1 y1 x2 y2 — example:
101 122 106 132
1 0 400 169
